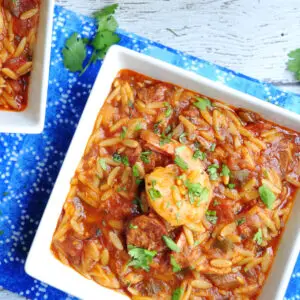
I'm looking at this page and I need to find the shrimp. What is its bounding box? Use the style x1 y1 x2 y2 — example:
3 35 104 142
142 130 213 226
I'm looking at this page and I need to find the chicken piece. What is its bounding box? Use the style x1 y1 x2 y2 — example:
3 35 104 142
206 272 245 289
142 130 213 226
126 215 167 251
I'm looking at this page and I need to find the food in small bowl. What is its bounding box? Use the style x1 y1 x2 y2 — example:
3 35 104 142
0 0 40 111
50 69 300 299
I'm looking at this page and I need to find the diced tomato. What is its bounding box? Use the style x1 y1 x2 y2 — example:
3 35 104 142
4 57 27 72
215 201 235 224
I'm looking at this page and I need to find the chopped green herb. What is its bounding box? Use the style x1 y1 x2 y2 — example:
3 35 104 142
128 246 157 272
132 164 140 178
207 164 219 181
159 132 172 146
122 155 130 166
193 149 206 160
164 102 173 117
174 155 188 171
213 200 220 206
148 187 162 200
253 228 263 245
220 164 231 177
209 143 216 152
170 256 181 272
135 122 143 131
205 210 218 224
129 223 138 229
162 235 180 252
179 132 187 144
259 185 276 209
227 183 236 189
140 151 152 164
135 178 143 185
153 121 162 134
165 125 172 134
112 152 122 163
117 186 127 192
193 97 212 111
120 126 127 139
93 3 118 18
98 158 107 171
184 180 209 204
172 287 184 300
236 217 246 226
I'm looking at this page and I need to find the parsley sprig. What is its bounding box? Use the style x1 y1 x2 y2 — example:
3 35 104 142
287 49 300 80
62 4 120 74
127 246 157 272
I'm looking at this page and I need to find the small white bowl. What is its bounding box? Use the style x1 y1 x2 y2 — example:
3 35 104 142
0 0 54 134
25 45 300 300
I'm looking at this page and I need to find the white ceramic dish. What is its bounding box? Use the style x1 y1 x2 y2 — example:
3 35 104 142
0 0 54 134
25 45 300 300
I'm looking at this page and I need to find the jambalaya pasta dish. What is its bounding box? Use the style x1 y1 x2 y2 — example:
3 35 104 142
51 70 300 299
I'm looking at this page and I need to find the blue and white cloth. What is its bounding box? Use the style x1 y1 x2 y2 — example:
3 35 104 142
0 5 299 300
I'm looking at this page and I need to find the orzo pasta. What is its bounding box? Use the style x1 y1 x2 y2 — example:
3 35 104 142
0 0 40 111
51 70 300 299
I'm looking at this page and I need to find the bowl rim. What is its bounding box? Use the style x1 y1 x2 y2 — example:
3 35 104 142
25 45 300 300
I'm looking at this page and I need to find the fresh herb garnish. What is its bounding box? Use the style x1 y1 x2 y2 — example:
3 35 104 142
129 223 138 229
179 132 187 144
132 164 139 178
184 180 209 205
287 49 300 80
98 158 107 171
213 200 220 206
153 121 162 134
236 217 246 226
62 4 120 74
112 152 129 166
148 180 161 200
140 151 152 164
209 143 216 152
259 185 276 209
207 164 219 180
135 122 143 131
172 287 184 300
174 155 188 171
162 235 180 252
170 255 181 272
227 183 235 189
164 102 173 117
193 149 206 160
120 126 127 139
127 246 157 271
253 228 263 245
193 97 212 111
205 210 218 224
220 164 231 177
159 132 172 146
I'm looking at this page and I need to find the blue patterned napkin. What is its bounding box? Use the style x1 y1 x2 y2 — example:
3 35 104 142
0 5 299 300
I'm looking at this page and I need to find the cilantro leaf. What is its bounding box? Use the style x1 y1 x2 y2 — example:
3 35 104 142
227 183 235 189
148 181 161 200
220 164 231 177
184 180 209 205
92 30 120 51
205 210 218 224
96 15 118 32
253 228 263 245
172 287 184 300
174 155 188 171
209 143 216 152
93 3 118 18
170 256 181 272
62 33 87 72
236 217 246 226
132 164 140 178
287 49 300 80
162 235 180 252
179 132 187 144
259 185 276 209
128 246 157 272
112 153 129 166
159 132 172 146
193 149 206 160
193 97 212 111
140 151 152 164
120 126 127 139
207 164 219 181
164 102 173 117
98 158 107 171
129 223 138 229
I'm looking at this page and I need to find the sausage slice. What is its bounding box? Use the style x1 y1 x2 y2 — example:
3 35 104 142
126 215 167 251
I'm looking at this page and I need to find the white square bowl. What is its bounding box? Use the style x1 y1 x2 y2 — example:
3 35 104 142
25 45 300 300
0 0 54 134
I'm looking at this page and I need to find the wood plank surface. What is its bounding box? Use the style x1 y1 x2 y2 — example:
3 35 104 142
1 0 299 299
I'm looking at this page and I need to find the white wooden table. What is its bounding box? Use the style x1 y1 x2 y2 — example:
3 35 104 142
1 0 299 299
